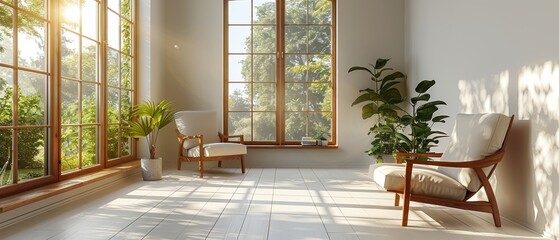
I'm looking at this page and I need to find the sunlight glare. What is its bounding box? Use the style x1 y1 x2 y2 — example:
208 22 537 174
64 5 80 24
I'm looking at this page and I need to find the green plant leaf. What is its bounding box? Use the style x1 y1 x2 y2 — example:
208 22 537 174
411 94 431 105
348 66 373 75
380 81 400 93
416 106 438 122
374 58 390 69
432 115 449 123
351 92 383 106
417 101 447 111
376 68 394 76
381 71 406 83
362 103 379 119
415 80 436 93
381 88 403 104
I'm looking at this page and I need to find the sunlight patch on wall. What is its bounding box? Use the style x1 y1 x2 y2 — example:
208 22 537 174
458 71 509 114
519 61 559 237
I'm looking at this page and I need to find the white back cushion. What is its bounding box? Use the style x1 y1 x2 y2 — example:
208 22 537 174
439 113 511 192
175 111 220 149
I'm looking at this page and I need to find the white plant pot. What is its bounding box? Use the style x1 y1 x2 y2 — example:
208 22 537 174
321 140 328 146
141 157 162 181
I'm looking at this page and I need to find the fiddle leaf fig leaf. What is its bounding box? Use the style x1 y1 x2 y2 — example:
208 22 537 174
411 94 431 105
415 80 436 93
374 58 390 69
351 92 382 106
348 66 373 75
362 103 379 119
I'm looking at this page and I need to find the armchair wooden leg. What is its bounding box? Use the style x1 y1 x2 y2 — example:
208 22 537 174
402 162 413 227
199 160 204 178
241 155 245 173
218 161 222 167
394 193 400 206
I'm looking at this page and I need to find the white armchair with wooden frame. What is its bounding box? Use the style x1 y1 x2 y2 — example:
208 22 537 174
371 113 514 227
175 111 247 178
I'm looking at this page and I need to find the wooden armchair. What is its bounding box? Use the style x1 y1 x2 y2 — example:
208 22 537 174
371 113 514 227
175 111 247 178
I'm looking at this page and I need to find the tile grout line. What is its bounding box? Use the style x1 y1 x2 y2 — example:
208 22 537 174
235 168 265 240
266 168 277 240
299 168 333 240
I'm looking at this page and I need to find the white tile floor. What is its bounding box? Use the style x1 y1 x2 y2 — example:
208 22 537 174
0 168 549 240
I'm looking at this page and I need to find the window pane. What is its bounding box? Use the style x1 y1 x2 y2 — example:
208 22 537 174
121 131 131 156
228 0 250 24
0 129 13 186
107 11 120 50
108 0 119 13
285 112 307 141
120 0 132 20
82 0 99 40
309 26 331 53
107 124 119 159
119 125 130 157
308 83 330 111
60 0 79 31
0 4 14 65
309 0 332 24
253 83 275 111
229 26 251 53
82 126 98 168
310 112 331 140
229 83 250 111
228 55 250 82
253 26 275 53
120 90 132 121
285 55 306 82
107 49 119 87
107 88 119 123
121 54 132 89
121 19 132 55
285 0 307 24
308 55 331 82
61 79 79 124
285 83 306 111
82 83 98 124
82 38 98 82
253 55 275 82
19 0 45 17
17 128 46 182
18 71 46 126
285 26 306 53
228 112 251 140
253 0 275 24
253 112 275 141
0 67 14 125
18 14 46 71
61 126 79 172
61 29 79 79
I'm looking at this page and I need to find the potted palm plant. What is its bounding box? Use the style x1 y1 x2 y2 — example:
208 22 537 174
127 100 176 180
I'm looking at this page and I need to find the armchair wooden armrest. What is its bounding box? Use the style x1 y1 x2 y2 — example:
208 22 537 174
218 132 245 144
404 150 504 169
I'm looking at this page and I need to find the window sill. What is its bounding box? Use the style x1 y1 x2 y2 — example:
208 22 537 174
247 145 338 149
0 161 140 213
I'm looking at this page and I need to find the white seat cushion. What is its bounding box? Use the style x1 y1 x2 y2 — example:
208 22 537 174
372 163 467 201
186 143 247 158
439 113 511 192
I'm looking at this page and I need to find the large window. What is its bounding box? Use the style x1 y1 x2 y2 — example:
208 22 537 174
0 0 136 196
225 0 336 145
0 0 51 186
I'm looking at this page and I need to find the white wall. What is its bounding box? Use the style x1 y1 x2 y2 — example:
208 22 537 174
144 0 405 169
405 0 559 237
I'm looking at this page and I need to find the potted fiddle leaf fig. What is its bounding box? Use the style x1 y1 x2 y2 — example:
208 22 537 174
348 58 406 162
395 80 448 154
126 100 176 180
349 58 448 162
